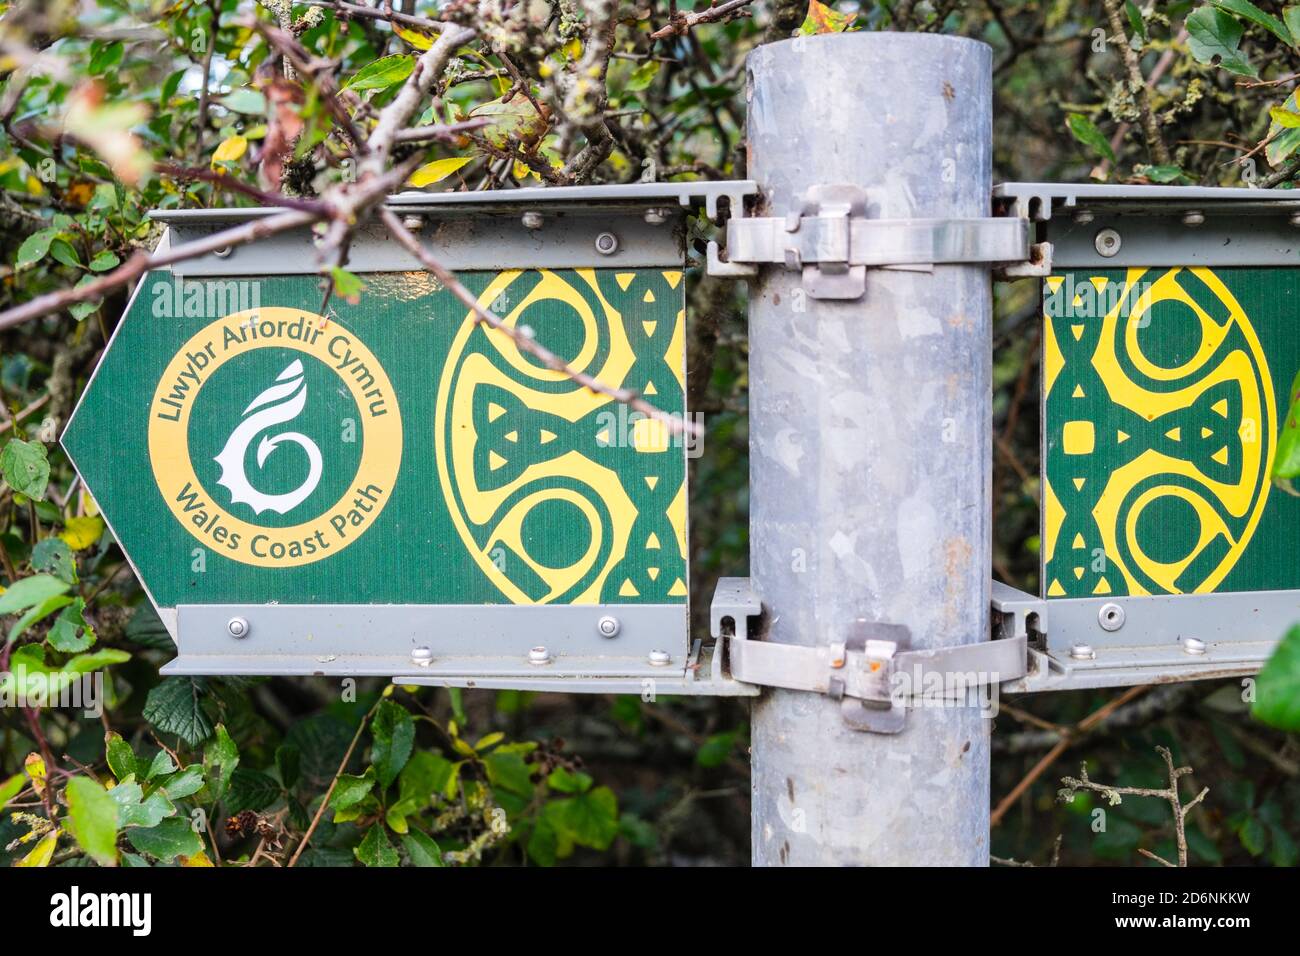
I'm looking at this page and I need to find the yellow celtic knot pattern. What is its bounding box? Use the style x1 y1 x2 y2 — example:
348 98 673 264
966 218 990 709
435 268 688 605
1043 268 1274 598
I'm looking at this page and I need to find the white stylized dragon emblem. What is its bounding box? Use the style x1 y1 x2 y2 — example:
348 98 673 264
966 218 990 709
213 359 323 515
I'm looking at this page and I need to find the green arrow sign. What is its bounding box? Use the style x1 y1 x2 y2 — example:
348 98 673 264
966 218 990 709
63 268 689 627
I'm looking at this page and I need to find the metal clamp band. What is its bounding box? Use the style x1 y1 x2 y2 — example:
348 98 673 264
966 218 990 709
710 577 1027 733
705 183 1032 299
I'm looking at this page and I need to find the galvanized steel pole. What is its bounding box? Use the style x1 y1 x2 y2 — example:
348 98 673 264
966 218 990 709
746 33 994 866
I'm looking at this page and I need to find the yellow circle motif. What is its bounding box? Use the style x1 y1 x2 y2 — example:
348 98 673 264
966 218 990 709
147 307 402 568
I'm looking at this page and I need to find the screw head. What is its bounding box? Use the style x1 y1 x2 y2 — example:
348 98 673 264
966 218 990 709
213 246 232 259
594 231 620 256
227 616 249 639
1098 602 1125 632
1182 637 1207 656
521 211 544 230
1069 643 1096 661
648 650 672 666
1073 209 1095 225
1289 210 1300 227
411 646 434 666
402 214 424 233
644 208 669 225
1094 227 1121 258
1182 209 1205 227
597 615 621 638
528 646 552 665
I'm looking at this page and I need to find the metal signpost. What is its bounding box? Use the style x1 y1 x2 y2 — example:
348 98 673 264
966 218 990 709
56 32 1300 866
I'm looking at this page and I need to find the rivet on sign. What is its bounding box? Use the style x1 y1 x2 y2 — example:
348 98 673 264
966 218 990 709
521 211 544 230
1073 210 1095 225
1290 210 1300 228
213 246 232 259
1094 228 1121 258
411 646 434 666
1069 643 1096 661
1182 209 1205 227
402 215 424 233
528 646 552 665
644 208 669 225
1182 637 1208 656
597 615 621 638
1098 602 1125 632
227 616 249 639
648 650 672 666
594 232 620 256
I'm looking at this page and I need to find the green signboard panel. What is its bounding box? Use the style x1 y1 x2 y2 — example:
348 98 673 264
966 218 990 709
1042 266 1300 601
64 268 689 621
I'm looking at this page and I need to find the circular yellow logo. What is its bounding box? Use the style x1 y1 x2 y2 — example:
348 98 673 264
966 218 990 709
147 307 402 567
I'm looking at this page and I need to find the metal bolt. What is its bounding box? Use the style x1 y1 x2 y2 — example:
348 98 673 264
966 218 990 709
226 616 249 639
411 646 434 666
528 645 552 665
644 208 669 225
1094 228 1121 258
1182 209 1205 227
402 214 424 233
1098 602 1125 632
213 246 232 259
1069 643 1096 661
648 650 672 666
597 615 621 638
594 231 620 256
1182 637 1207 656
1073 209 1095 225
521 211 544 230
1290 210 1300 228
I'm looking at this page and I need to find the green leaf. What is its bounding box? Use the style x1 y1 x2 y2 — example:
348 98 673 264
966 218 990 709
1210 0 1293 46
125 816 202 863
202 723 239 800
1186 6 1259 77
158 765 205 800
401 830 445 867
626 60 660 93
0 772 25 809
328 266 365 304
15 228 57 270
31 537 76 584
1134 163 1191 184
46 598 95 653
1253 624 1300 730
0 438 50 499
547 766 592 793
1065 113 1116 164
66 776 120 866
105 732 139 782
226 768 282 813
396 750 451 808
144 677 213 746
144 749 176 781
89 41 125 75
331 767 376 813
485 751 534 796
275 744 301 790
798 0 856 35
0 573 71 619
696 731 738 768
6 592 72 645
17 833 57 867
1271 106 1300 128
371 699 414 788
109 781 176 828
1287 6 1300 43
547 785 619 850
88 250 120 273
343 54 415 93
219 89 267 114
355 824 400 866
1239 814 1269 855
1269 93 1300 168
1125 0 1148 41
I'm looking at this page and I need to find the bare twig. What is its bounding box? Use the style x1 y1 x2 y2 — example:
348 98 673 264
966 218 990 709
1100 0 1171 167
1059 745 1208 867
650 0 756 40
